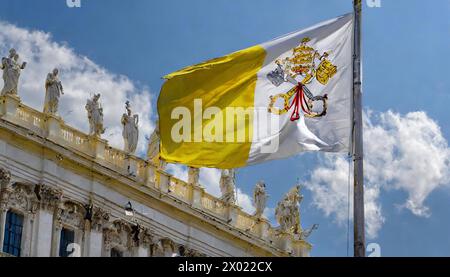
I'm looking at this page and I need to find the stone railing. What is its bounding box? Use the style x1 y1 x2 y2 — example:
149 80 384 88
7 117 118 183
0 94 311 256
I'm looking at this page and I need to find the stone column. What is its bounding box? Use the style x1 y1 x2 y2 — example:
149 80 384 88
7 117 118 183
50 222 62 257
73 229 84 257
33 209 54 257
0 167 12 249
32 185 62 257
136 246 149 257
20 212 35 257
0 207 7 250
87 229 103 257
87 207 109 257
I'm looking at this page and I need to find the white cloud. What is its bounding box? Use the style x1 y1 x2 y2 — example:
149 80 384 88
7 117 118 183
166 164 188 182
0 21 154 155
306 110 450 239
199 168 222 197
236 188 255 214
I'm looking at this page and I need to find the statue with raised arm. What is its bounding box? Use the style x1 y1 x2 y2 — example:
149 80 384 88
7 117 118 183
188 167 200 186
85 93 105 137
1 48 27 96
121 101 139 154
253 181 267 218
219 169 236 205
275 185 303 234
44 68 64 114
147 121 167 170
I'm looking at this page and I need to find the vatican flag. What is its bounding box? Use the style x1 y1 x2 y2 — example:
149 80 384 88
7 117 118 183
158 14 354 169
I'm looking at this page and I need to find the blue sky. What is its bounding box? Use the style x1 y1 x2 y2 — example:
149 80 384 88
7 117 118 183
1 0 450 257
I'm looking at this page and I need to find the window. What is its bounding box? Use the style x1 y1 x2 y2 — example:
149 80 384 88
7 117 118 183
111 248 123 257
2 211 23 257
59 228 75 257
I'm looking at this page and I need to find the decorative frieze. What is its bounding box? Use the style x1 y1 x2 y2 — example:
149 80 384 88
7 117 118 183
150 237 164 257
103 219 133 252
34 184 63 211
8 183 38 214
90 206 110 232
55 200 86 229
137 227 154 248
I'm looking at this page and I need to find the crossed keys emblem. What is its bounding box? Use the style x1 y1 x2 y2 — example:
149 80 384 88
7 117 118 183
266 37 337 121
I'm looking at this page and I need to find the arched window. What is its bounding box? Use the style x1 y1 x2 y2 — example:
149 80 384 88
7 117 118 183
2 211 24 257
59 228 75 257
111 248 123 257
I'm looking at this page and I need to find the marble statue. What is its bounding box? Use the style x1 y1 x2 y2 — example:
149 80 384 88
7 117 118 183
253 181 267 218
121 101 139 153
219 169 236 204
188 167 200 186
147 121 167 170
1 48 27 96
85 93 105 137
275 185 303 234
44 68 64 114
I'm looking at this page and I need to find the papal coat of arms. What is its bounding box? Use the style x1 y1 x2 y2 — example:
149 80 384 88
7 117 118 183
267 37 337 121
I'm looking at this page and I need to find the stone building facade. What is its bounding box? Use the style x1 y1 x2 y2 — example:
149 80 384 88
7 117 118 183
0 94 311 257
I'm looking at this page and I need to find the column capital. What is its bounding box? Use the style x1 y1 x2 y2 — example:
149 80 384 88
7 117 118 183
0 167 11 190
35 184 63 211
90 206 110 232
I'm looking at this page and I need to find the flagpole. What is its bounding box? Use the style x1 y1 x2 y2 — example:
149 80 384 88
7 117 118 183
352 0 366 257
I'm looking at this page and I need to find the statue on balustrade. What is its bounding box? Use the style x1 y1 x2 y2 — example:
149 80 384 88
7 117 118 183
1 48 27 96
85 93 105 137
275 185 303 234
253 181 267 218
219 169 236 205
44 68 64 115
147 120 167 170
121 101 139 154
188 167 200 186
